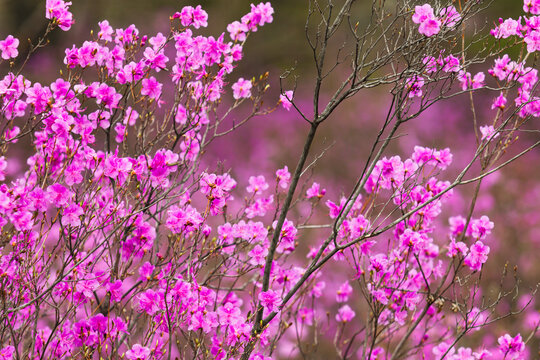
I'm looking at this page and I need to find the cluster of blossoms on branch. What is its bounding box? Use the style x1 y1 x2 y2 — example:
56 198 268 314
0 0 538 359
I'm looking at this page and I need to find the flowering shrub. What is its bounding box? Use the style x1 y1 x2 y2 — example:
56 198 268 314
0 0 538 359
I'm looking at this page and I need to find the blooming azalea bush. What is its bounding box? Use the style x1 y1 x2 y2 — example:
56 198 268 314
0 0 539 359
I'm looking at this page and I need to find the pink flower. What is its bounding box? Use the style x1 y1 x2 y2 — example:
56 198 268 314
524 30 540 53
0 345 15 360
432 342 455 360
218 302 242 326
491 18 521 39
166 205 204 235
439 6 461 27
458 71 485 90
276 166 291 189
0 35 19 60
419 18 441 37
106 280 123 302
259 289 281 313
472 72 485 89
310 281 326 297
125 344 151 360
491 92 507 110
247 175 269 194
498 333 525 359
464 241 490 271
141 76 162 99
524 0 540 14
137 289 163 315
245 195 273 218
447 239 468 258
413 5 441 37
138 262 155 281
489 55 513 81
443 55 460 72
232 77 252 99
227 21 249 41
45 0 74 31
97 20 113 41
412 5 435 24
470 215 494 240
479 125 499 142
280 90 293 111
306 182 326 199
178 5 208 29
406 76 425 98
242 2 274 31
248 244 268 266
336 281 353 302
298 308 314 325
47 183 72 207
336 304 355 322
0 157 7 181
62 203 84 227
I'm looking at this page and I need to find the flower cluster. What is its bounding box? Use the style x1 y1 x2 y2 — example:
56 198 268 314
0 1 536 359
412 4 461 37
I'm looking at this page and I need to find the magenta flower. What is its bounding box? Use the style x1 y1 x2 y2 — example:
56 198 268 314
306 182 326 199
45 0 74 31
97 20 113 41
189 310 218 333
217 302 242 325
489 55 513 81
405 75 425 98
0 345 14 360
227 20 249 41
498 333 525 359
62 203 83 227
412 4 435 24
0 157 6 181
524 0 540 14
178 5 208 29
247 244 267 265
143 47 169 71
258 289 281 313
137 289 163 315
443 55 460 72
47 183 72 208
241 2 274 31
447 239 469 258
336 281 353 302
492 18 521 39
247 175 269 194
232 77 252 99
419 18 441 37
141 76 162 100
524 30 540 53
479 125 499 142
106 280 123 302
279 90 294 111
336 304 355 323
464 241 490 271
166 205 204 235
245 196 273 218
491 92 507 110
138 262 155 282
310 281 326 298
470 215 494 240
276 166 291 189
439 6 461 27
125 344 151 360
0 35 19 60
413 4 441 37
